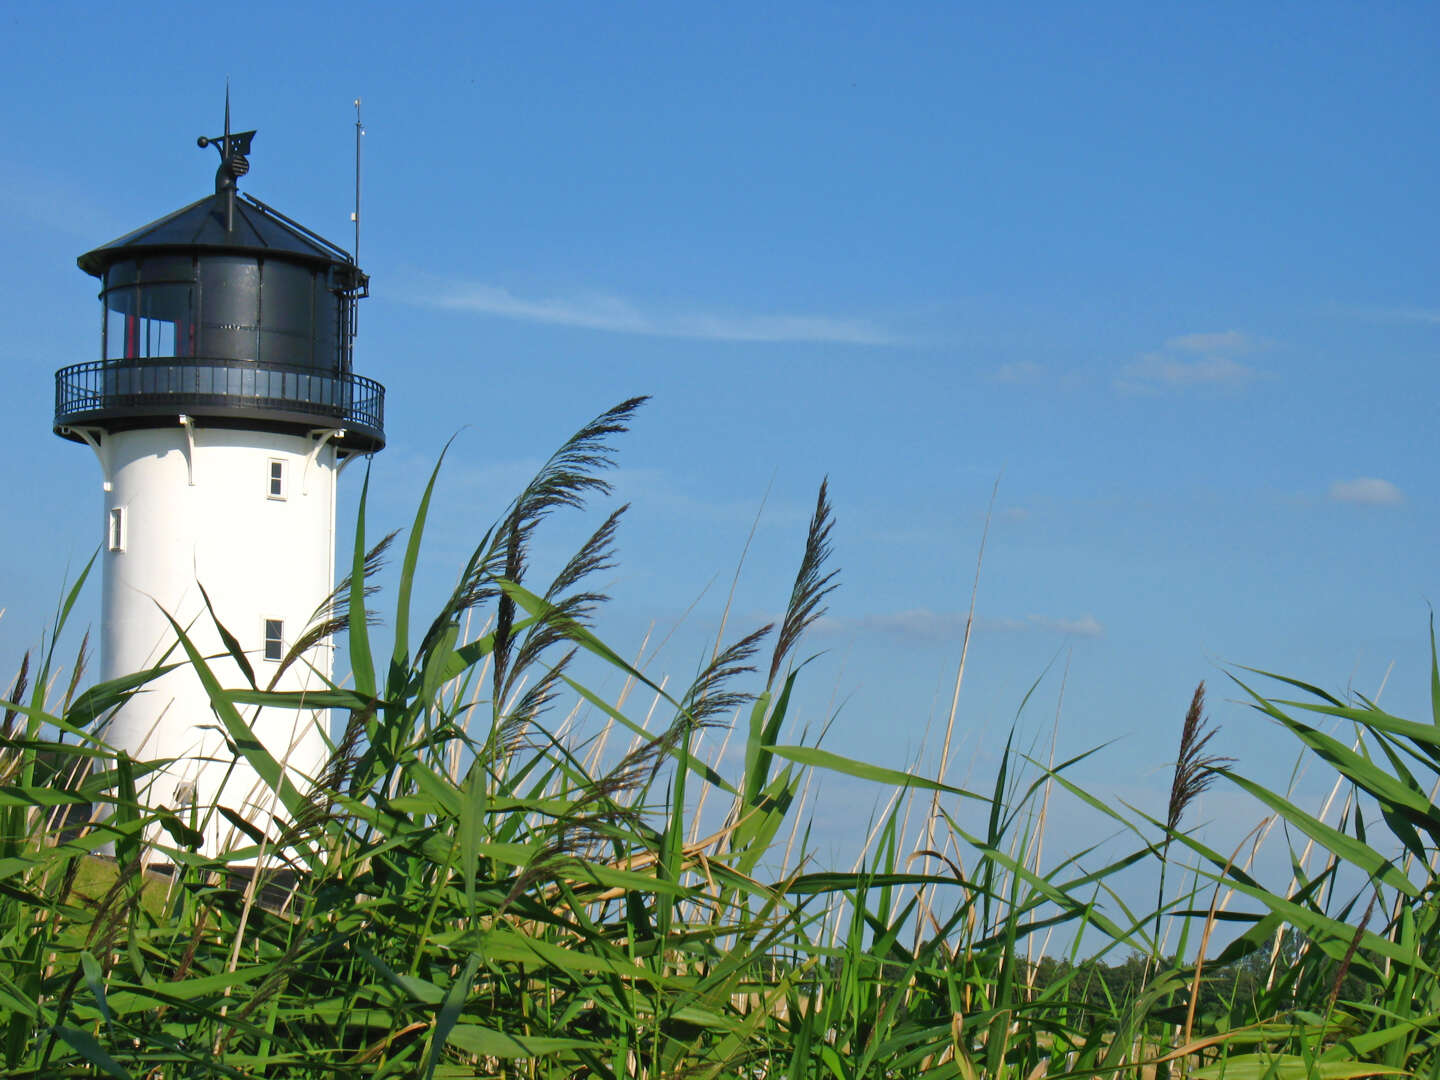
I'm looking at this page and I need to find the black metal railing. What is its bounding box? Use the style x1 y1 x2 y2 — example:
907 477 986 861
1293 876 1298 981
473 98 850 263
54 358 385 442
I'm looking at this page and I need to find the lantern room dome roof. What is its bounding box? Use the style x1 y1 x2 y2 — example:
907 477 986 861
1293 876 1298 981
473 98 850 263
76 191 363 289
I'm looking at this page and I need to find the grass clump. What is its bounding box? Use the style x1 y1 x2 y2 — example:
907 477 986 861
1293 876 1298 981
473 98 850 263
0 399 1437 1078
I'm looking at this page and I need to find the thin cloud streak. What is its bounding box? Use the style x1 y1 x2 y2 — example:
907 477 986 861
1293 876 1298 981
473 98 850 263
1164 330 1253 354
816 608 1103 642
406 278 902 346
1343 306 1440 325
988 360 1048 384
1328 477 1405 506
1125 354 1259 387
1117 329 1265 392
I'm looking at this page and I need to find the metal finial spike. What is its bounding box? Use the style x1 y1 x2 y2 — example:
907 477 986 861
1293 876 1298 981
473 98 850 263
224 79 231 154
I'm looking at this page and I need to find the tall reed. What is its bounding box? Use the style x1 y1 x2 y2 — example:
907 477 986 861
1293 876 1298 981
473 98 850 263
0 401 1434 1078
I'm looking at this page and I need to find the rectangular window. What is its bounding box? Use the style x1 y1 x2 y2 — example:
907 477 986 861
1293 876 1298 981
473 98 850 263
263 619 284 662
107 507 126 552
267 459 286 500
103 282 190 360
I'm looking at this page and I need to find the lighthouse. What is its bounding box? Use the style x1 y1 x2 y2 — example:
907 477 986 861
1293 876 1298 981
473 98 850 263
53 107 385 854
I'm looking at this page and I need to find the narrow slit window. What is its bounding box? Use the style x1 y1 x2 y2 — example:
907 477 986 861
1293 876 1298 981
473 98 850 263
107 507 126 552
263 619 284 662
268 459 286 500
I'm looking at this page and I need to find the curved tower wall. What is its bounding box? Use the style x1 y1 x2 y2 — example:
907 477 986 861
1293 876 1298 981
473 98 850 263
98 425 338 851
57 120 385 860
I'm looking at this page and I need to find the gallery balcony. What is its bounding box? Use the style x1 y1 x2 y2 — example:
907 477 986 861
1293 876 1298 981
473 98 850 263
54 357 385 452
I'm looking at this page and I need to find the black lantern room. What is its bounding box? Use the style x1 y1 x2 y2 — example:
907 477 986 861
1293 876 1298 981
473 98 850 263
54 114 385 453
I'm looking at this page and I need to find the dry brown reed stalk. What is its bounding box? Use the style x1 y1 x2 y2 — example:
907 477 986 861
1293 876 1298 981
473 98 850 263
42 743 98 852
885 741 933 889
827 780 909 951
549 694 587 764
1025 655 1070 980
711 477 772 670
552 819 748 911
898 732 930 905
613 625 654 714
214 825 273 1056
1325 891 1376 1020
917 475 998 943
689 704 733 845
1175 817 1270 1080
580 642 657 779
1264 728 1360 990
780 764 817 876
447 634 492 782
1297 716 1378 917
1024 654 1068 877
595 679 663 795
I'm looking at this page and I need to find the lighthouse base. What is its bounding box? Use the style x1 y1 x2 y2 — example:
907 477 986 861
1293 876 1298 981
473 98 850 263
95 423 340 858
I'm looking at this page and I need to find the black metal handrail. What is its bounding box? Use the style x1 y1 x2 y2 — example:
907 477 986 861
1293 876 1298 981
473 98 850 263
54 357 384 438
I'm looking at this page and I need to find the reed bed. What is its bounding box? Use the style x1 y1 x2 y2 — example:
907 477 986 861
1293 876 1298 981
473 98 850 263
1 399 1436 1078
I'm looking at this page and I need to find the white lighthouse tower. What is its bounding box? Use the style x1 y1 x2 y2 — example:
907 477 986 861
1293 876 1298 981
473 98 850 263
53 108 385 854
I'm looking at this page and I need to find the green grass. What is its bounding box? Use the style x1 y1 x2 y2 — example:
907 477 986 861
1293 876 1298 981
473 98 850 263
1 398 1437 1078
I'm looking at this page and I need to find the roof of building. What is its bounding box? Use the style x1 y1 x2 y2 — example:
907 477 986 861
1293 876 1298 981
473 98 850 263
77 191 358 280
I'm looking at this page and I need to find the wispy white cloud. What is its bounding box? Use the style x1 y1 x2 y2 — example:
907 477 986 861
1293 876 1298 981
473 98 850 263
1021 614 1104 636
817 608 1102 642
1342 306 1440 325
988 360 1048 384
1164 330 1253 354
985 361 1092 390
1117 329 1265 392
404 278 902 346
1123 354 1260 387
1328 477 1405 506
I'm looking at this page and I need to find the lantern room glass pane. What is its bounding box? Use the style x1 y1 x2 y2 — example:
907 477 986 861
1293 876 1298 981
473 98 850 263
259 260 316 367
314 276 341 373
104 283 192 360
198 256 260 361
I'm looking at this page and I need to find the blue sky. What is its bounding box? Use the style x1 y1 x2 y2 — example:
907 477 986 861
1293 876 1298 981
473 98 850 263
3 4 1438 890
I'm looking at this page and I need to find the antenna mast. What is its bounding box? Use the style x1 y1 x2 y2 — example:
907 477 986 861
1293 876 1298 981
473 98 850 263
352 98 364 263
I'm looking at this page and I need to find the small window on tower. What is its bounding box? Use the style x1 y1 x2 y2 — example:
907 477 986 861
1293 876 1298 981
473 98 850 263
268 459 286 500
107 507 126 552
263 619 284 662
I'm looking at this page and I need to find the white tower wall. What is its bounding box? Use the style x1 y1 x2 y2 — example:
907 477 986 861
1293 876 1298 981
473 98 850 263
98 423 339 853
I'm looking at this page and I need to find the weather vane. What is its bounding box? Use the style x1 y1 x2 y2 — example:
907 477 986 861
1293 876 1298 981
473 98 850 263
197 83 257 231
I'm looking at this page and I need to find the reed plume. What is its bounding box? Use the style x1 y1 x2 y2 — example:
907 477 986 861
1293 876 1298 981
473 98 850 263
768 478 838 690
2 652 29 741
1154 681 1234 957
1167 682 1230 836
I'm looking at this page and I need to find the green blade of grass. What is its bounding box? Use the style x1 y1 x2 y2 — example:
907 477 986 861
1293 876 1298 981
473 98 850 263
50 1024 134 1080
391 441 451 692
348 464 377 696
769 744 983 800
1217 768 1420 897
159 608 307 820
